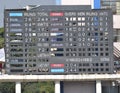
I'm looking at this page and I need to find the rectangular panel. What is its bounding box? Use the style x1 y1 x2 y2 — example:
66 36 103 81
51 69 65 72
9 13 23 16
5 5 113 75
50 12 64 16
94 0 101 9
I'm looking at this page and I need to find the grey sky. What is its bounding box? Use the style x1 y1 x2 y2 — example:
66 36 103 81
0 0 56 27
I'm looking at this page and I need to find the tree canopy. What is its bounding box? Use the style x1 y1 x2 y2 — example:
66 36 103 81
0 27 4 48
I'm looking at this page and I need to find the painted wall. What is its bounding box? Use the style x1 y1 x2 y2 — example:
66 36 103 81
64 81 95 93
61 0 101 9
61 0 92 5
113 15 120 29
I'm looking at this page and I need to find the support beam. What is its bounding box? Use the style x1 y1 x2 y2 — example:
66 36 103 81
96 80 102 93
55 81 60 93
15 82 21 93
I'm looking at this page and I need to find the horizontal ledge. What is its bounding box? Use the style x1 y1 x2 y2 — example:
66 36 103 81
0 74 120 82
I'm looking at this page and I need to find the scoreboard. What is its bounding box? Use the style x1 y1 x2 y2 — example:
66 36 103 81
5 5 114 74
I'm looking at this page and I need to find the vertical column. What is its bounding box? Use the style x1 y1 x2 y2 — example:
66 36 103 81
96 80 102 93
55 81 60 93
91 0 94 9
15 82 21 93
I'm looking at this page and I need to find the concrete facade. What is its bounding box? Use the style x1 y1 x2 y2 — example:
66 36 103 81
64 81 95 93
113 15 120 29
15 82 21 93
0 74 120 82
61 0 93 5
96 80 102 93
0 74 120 93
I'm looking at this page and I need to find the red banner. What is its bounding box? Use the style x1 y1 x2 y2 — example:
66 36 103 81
50 12 64 16
51 64 64 68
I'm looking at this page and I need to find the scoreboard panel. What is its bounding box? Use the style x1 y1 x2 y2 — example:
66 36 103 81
5 6 113 74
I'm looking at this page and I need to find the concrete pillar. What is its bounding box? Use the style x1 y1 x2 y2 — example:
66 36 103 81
96 80 102 93
55 81 60 93
15 82 21 93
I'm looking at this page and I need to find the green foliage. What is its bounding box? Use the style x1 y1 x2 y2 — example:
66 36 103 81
22 82 40 93
0 81 54 93
0 27 4 48
22 81 54 93
0 82 15 93
0 38 4 48
0 28 4 37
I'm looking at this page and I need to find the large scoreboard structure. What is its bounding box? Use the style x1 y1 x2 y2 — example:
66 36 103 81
4 5 114 74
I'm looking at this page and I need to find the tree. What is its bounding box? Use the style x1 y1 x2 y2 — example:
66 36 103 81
22 82 54 93
0 27 4 48
0 82 15 93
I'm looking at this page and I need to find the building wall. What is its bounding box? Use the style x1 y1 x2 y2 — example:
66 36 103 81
61 0 92 5
63 81 120 93
61 0 101 9
113 15 120 42
113 15 120 29
64 81 95 93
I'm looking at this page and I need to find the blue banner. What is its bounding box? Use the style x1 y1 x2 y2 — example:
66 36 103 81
9 13 23 16
94 0 101 9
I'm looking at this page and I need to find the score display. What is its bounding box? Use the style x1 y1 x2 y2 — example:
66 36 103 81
5 6 114 74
